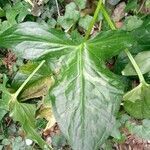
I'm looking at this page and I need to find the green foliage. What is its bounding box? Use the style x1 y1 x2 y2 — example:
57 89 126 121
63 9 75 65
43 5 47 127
0 16 149 149
75 0 86 9
79 15 93 30
57 2 80 30
0 62 51 149
12 61 53 101
126 119 150 140
51 133 67 149
0 0 150 149
10 101 48 149
0 108 7 121
125 0 138 12
146 0 150 9
123 83 150 119
0 1 30 33
122 16 143 31
0 136 33 149
57 2 94 31
122 51 150 76
0 21 133 150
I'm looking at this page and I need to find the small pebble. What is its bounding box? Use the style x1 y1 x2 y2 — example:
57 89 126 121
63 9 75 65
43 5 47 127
25 139 33 146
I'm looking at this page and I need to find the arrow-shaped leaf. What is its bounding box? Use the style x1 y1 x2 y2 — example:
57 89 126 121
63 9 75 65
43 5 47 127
0 22 139 150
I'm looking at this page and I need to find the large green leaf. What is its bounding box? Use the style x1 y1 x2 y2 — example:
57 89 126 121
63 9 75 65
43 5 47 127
0 22 138 150
0 22 77 60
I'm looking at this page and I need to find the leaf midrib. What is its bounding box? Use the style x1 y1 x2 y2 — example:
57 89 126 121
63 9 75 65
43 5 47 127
78 43 85 147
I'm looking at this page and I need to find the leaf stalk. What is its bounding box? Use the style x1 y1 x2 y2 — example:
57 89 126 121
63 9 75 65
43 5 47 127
13 60 45 101
84 0 103 41
100 5 146 84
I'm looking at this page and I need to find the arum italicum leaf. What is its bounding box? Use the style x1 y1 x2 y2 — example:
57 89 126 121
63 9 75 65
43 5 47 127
123 83 150 119
0 22 142 150
10 101 49 149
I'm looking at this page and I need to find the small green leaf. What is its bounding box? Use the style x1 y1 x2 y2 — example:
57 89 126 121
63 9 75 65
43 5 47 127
125 0 138 12
146 0 150 9
57 2 80 30
12 136 26 150
126 119 150 140
12 61 52 90
133 21 150 51
0 108 7 121
6 2 29 25
122 51 150 76
0 7 5 17
122 16 143 31
51 133 66 149
79 15 93 30
74 0 86 9
123 83 150 119
2 139 11 145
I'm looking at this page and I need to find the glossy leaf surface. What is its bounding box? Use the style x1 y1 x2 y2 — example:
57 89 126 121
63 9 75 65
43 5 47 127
0 22 139 150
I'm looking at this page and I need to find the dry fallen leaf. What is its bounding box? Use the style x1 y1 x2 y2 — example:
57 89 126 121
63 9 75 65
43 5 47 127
37 105 56 135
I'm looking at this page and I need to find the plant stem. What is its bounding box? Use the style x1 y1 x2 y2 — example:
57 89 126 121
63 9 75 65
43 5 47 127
100 5 116 30
55 0 60 16
124 49 146 84
100 5 146 84
84 0 103 41
14 60 45 99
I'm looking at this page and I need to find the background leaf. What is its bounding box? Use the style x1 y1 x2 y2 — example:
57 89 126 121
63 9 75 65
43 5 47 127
108 0 121 6
10 101 49 149
57 2 80 30
126 119 150 140
79 15 93 30
122 51 150 76
123 83 150 119
74 0 86 9
122 16 143 31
